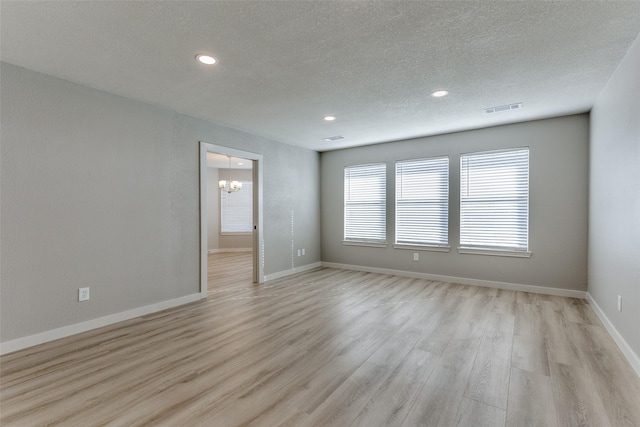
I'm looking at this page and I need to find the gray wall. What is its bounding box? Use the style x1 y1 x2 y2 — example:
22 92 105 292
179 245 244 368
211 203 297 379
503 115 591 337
321 115 589 291
589 35 640 357
0 62 321 343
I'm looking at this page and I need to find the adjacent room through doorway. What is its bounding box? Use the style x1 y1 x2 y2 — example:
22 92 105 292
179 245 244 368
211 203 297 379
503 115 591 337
199 142 264 295
206 152 253 292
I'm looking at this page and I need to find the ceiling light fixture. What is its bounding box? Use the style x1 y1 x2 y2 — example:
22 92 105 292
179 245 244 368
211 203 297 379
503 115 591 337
431 90 449 98
196 54 217 65
323 115 336 121
219 156 242 193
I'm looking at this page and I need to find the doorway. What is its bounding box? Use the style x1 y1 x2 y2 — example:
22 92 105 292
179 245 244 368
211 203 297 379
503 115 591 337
199 142 264 298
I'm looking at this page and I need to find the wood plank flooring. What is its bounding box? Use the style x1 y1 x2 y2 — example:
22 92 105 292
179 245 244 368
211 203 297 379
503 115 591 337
1 252 639 426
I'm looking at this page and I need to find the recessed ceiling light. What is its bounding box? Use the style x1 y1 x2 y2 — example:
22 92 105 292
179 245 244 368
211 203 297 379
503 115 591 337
196 54 217 65
323 115 336 121
431 90 449 98
237 162 244 166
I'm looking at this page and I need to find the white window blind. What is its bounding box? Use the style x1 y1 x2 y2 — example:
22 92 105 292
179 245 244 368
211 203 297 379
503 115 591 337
344 163 386 243
460 148 529 251
221 181 253 233
396 157 449 246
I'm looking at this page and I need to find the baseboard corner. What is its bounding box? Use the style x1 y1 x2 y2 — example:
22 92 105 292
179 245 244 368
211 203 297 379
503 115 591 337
264 262 322 282
586 292 640 378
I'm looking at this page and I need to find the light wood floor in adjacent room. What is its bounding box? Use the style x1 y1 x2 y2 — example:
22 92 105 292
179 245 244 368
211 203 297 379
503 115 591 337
2 252 639 426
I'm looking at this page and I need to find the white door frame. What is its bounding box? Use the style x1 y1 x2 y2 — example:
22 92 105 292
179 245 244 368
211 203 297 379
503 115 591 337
199 141 264 298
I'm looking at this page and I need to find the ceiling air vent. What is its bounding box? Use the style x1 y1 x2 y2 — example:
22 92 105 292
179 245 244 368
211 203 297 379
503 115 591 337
322 135 344 141
484 103 523 114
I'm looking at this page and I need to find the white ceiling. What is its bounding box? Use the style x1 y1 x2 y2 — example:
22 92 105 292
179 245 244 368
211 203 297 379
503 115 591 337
206 153 252 170
2 1 640 152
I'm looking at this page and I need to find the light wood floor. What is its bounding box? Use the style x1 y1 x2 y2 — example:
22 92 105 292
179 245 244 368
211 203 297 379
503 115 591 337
1 252 639 426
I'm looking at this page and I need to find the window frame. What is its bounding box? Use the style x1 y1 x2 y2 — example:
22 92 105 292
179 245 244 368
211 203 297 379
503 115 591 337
343 162 387 247
220 180 253 235
394 156 450 252
458 148 531 257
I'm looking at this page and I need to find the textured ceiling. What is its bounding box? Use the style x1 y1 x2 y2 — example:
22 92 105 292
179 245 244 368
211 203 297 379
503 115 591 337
206 153 252 170
2 1 640 151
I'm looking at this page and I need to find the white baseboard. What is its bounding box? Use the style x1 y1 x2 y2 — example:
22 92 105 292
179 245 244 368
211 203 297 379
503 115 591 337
0 293 203 355
265 262 322 282
208 248 252 254
321 262 587 299
586 293 640 378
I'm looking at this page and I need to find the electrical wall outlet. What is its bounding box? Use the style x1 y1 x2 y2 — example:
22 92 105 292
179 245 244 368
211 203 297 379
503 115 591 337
297 249 301 256
413 252 419 261
618 294 622 312
302 248 305 256
79 287 90 302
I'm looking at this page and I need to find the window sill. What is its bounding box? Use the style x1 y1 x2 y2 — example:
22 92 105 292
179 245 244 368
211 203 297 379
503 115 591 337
220 232 253 236
393 244 450 253
457 247 532 258
342 240 388 248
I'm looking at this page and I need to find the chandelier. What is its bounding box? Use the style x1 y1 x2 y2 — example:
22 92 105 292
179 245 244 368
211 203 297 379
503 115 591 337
219 156 242 193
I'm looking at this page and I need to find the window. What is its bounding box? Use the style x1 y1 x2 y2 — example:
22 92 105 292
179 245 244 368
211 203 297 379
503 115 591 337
221 181 253 233
460 148 529 253
395 157 449 247
344 163 386 244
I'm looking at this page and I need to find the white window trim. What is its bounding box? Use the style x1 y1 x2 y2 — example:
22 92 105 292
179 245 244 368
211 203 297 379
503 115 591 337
344 162 387 244
459 147 530 254
457 247 532 258
343 240 388 248
393 243 451 253
395 156 449 248
220 180 253 234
